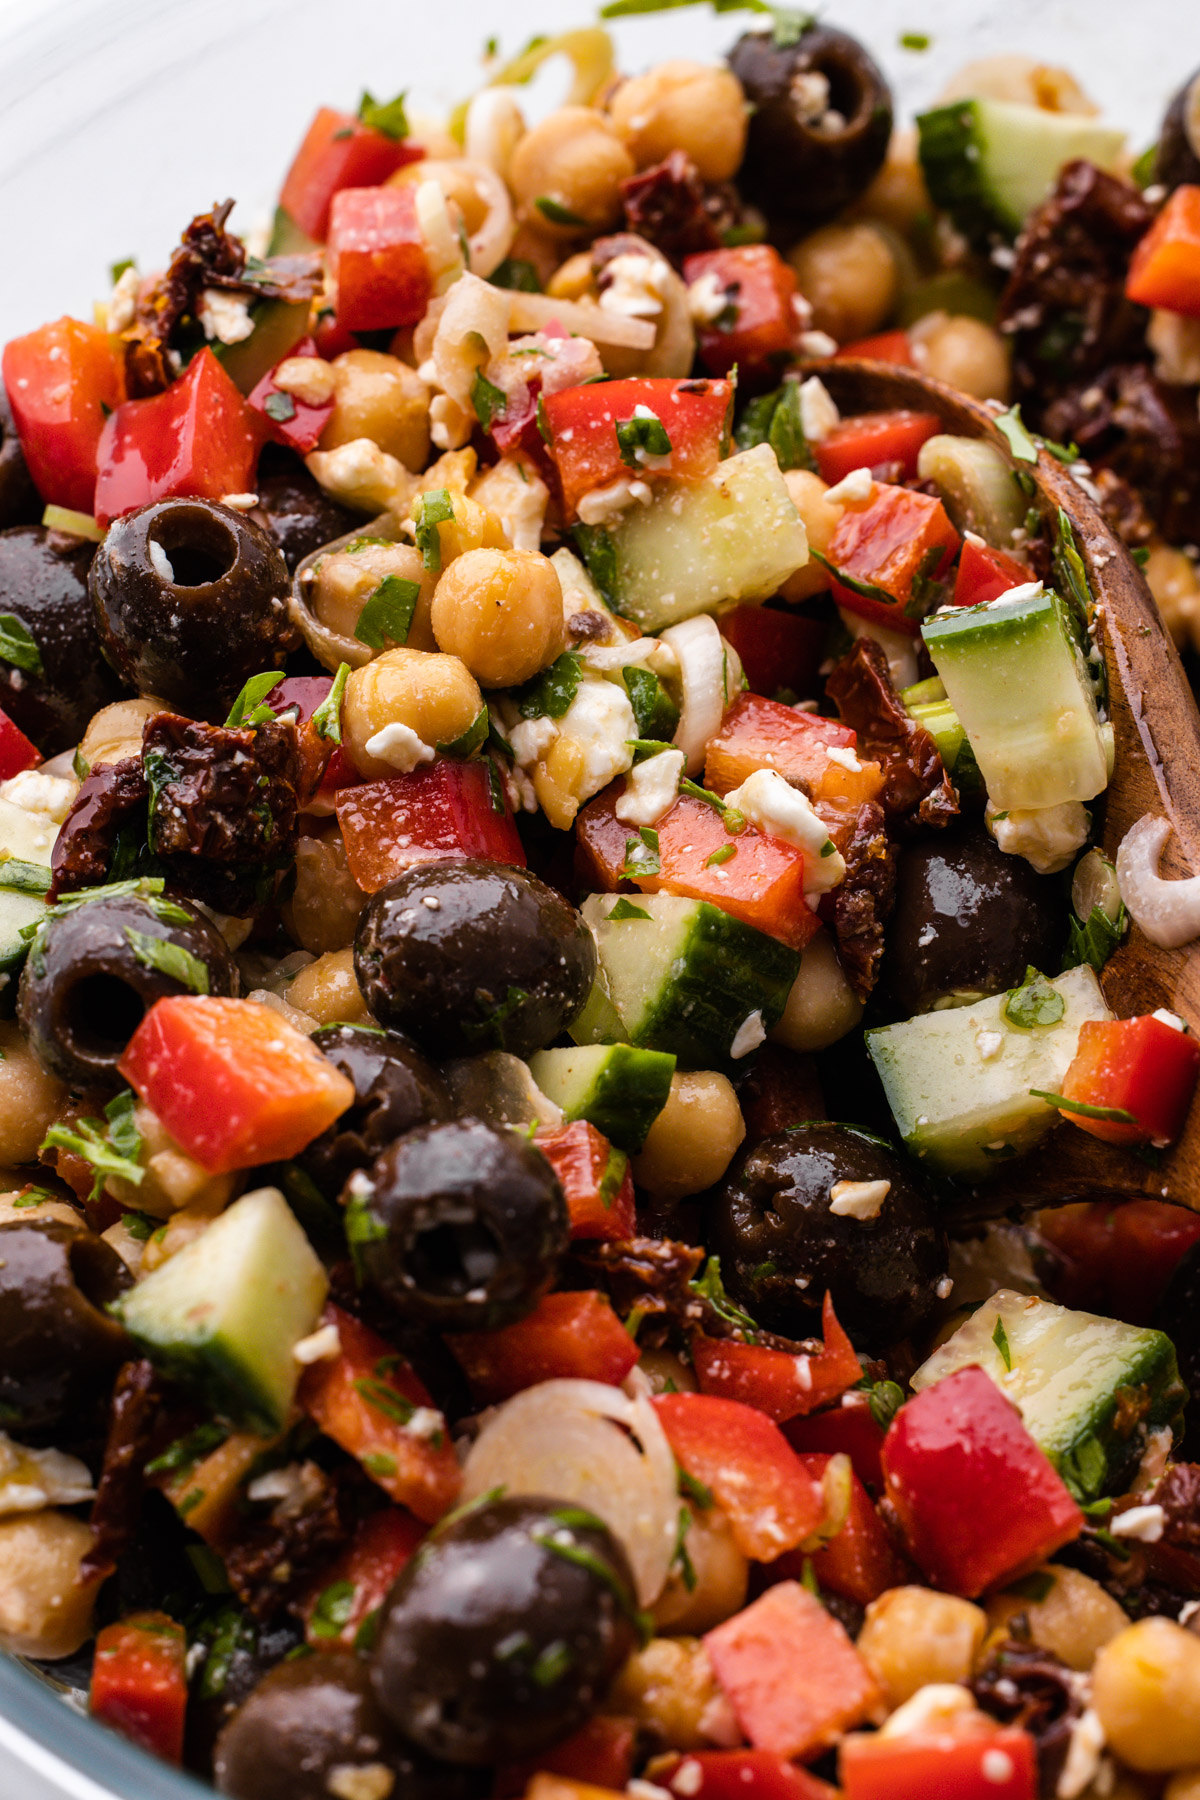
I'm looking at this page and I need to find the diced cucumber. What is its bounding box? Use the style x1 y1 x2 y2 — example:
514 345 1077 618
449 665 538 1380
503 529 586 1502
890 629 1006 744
217 297 312 396
912 1289 1186 1500
113 1187 329 1435
529 1043 676 1152
916 435 1027 548
917 98 1126 241
865 965 1112 1177
922 587 1108 811
582 892 799 1071
0 876 50 1013
570 968 628 1048
0 797 60 867
266 205 320 257
903 682 985 802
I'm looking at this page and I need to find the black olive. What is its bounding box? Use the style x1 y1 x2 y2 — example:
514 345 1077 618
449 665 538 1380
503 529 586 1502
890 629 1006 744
0 525 125 756
1157 70 1200 190
878 823 1066 1020
1156 1239 1200 1446
18 889 237 1089
0 1220 130 1433
213 1651 484 1800
295 1023 452 1201
346 1118 569 1331
710 1122 948 1347
371 1493 639 1765
355 860 596 1060
254 446 361 574
89 498 297 719
0 385 41 531
728 25 893 227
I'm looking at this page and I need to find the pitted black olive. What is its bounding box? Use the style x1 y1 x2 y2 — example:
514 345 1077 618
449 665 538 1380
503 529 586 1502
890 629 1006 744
0 385 41 530
371 1494 638 1765
346 1117 569 1331
18 889 237 1088
0 1220 131 1433
710 1122 947 1347
728 25 893 226
1157 70 1200 190
89 498 297 718
355 861 596 1060
254 446 360 574
0 525 125 755
296 1023 452 1200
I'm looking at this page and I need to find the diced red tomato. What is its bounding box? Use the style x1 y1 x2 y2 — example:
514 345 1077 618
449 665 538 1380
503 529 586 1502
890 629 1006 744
653 1393 825 1559
118 995 356 1174
652 1750 837 1800
683 247 801 379
692 1292 861 1423
1126 185 1200 318
534 1120 637 1241
300 1507 425 1650
247 335 335 453
2 318 123 513
840 1725 1037 1800
784 1393 886 1494
497 1717 638 1798
90 1613 187 1765
328 186 433 332
279 106 423 243
952 535 1031 607
93 348 261 527
0 708 40 780
299 1304 461 1523
881 1366 1083 1597
1059 1014 1200 1147
718 607 826 703
446 1289 639 1404
704 1581 881 1759
777 1453 911 1604
815 410 941 487
704 691 884 810
835 330 915 367
1036 1199 1200 1325
336 758 525 893
542 376 732 519
825 481 961 633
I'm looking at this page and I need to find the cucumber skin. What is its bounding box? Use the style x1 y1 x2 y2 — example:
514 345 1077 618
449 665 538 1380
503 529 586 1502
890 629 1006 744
632 902 799 1070
918 102 1009 240
1049 1335 1186 1503
116 1330 287 1438
532 1044 676 1153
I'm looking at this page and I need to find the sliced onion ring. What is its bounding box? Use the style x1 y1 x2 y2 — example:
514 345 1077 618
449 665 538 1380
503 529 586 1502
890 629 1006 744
399 158 515 279
508 292 656 352
1116 813 1200 949
661 615 742 777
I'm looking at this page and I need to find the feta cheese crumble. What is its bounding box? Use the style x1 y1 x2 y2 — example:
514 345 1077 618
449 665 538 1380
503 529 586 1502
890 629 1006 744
615 748 685 828
829 1178 891 1219
363 722 437 773
724 768 846 899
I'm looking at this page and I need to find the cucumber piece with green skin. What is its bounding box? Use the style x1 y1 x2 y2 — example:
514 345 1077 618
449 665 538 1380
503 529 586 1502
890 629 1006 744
903 686 985 802
568 971 628 1048
865 964 1112 1178
113 1187 329 1435
216 297 312 396
529 1043 676 1152
582 892 799 1071
916 435 1027 549
922 586 1108 812
0 880 50 1013
917 98 1126 241
912 1288 1186 1501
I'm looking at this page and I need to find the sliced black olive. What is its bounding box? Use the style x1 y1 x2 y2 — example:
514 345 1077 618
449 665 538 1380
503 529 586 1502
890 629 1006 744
710 1122 948 1347
18 889 237 1089
878 823 1066 1020
728 25 893 227
89 498 297 718
354 860 596 1060
371 1494 639 1765
1157 70 1200 190
0 385 41 531
254 445 361 574
296 1022 452 1200
346 1117 569 1331
0 525 125 756
0 1220 130 1433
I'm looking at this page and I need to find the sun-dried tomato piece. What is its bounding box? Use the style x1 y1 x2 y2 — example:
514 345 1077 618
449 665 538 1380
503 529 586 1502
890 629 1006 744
48 757 150 901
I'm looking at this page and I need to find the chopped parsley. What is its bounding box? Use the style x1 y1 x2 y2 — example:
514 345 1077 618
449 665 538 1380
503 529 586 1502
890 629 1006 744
471 369 509 431
414 489 455 572
357 89 409 140
313 662 350 744
994 404 1039 465
0 614 43 677
352 1377 416 1428
899 29 930 48
145 1422 227 1480
225 670 284 728
534 196 589 228
809 548 894 607
124 928 210 994
623 666 680 740
705 843 736 867
41 1089 145 1202
734 380 812 472
1029 1091 1138 1125
689 1254 759 1341
621 826 661 879
512 650 583 720
1063 901 1129 976
1004 967 1065 1030
616 410 672 469
355 574 421 650
489 257 542 293
608 898 652 921
309 1579 357 1640
867 1379 904 1430
992 1316 1013 1371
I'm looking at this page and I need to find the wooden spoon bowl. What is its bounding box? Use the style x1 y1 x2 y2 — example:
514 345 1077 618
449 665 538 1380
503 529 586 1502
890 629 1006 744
818 360 1200 1213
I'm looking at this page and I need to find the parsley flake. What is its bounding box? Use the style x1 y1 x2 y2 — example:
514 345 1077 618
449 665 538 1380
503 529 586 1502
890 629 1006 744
124 928 210 994
992 1316 1013 1371
357 89 409 140
609 898 652 921
1004 967 1065 1030
313 662 350 744
471 369 508 431
1029 1091 1138 1125
0 614 43 677
414 489 455 572
621 827 661 879
355 575 421 650
616 410 672 469
994 404 1039 465
534 196 589 228
225 671 284 728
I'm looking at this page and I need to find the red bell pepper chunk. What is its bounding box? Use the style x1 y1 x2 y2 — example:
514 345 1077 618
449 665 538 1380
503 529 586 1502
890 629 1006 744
952 535 1031 608
299 1304 461 1523
248 335 335 453
497 1717 638 1798
1126 185 1200 318
335 758 525 893
683 246 801 379
312 307 363 362
825 481 961 634
653 1750 837 1800
882 1365 1083 1597
841 1725 1037 1800
784 1392 886 1494
280 106 424 243
704 1581 881 1759
118 995 356 1174
542 376 732 520
90 1612 188 1765
93 348 261 528
779 1452 911 1605
718 606 825 703
300 1506 425 1650
704 691 884 811
653 1393 825 1559
1036 1199 1200 1325
328 186 433 332
815 410 941 486
534 1120 636 1241
835 329 915 367
692 1291 861 1423
2 317 123 514
1059 1014 1200 1147
447 1289 639 1404
0 707 40 780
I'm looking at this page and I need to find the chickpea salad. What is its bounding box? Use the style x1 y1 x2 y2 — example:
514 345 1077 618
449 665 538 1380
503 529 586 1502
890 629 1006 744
3 9 1200 1800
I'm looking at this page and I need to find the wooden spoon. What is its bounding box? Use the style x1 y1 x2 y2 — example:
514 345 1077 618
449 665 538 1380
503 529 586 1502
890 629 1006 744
816 360 1200 1213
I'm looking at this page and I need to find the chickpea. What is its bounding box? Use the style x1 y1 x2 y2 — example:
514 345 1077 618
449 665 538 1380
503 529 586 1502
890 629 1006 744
509 106 634 238
607 1637 733 1751
769 929 864 1053
0 1021 66 1164
1144 543 1200 651
779 471 846 602
284 830 366 956
312 541 436 653
0 1511 102 1659
1093 1618 1200 1771
415 492 510 571
858 1587 989 1710
319 349 431 471
342 647 483 780
911 312 1011 403
632 1071 746 1201
430 548 565 688
287 949 371 1026
609 61 747 183
1168 1774 1200 1800
653 1502 749 1636
788 222 899 345
532 734 588 831
851 127 932 236
986 1565 1128 1672
79 694 169 771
